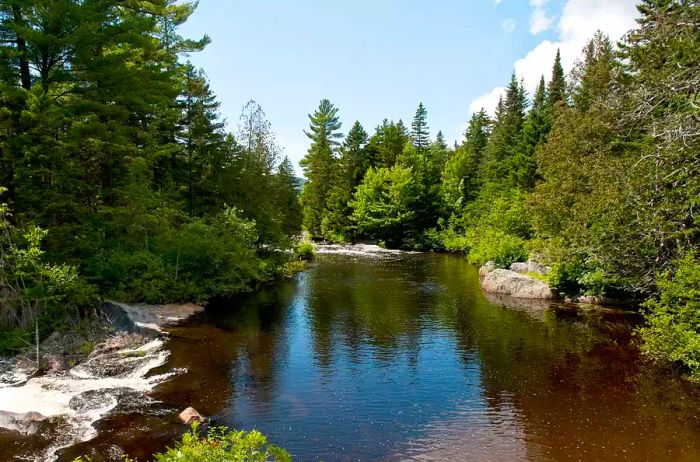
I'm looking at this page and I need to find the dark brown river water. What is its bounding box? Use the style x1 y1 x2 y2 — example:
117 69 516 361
4 251 700 461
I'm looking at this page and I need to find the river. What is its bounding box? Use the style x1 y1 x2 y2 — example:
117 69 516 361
3 250 700 461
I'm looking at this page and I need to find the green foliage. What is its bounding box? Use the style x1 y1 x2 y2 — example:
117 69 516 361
153 423 291 462
74 423 290 462
351 165 418 248
294 240 316 261
93 207 262 303
0 0 302 342
640 254 700 378
465 228 527 268
0 327 30 355
1 192 95 341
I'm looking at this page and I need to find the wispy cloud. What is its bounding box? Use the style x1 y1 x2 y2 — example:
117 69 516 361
529 0 554 34
502 18 516 34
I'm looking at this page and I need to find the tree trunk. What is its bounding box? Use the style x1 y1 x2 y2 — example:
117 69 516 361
11 5 31 90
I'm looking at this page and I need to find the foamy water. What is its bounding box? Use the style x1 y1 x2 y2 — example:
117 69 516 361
315 243 413 257
0 337 182 461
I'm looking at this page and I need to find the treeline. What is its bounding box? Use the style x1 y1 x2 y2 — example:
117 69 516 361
0 1 302 350
301 2 699 375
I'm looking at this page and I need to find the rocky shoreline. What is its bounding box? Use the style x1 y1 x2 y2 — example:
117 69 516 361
478 260 639 309
0 301 204 459
479 260 554 299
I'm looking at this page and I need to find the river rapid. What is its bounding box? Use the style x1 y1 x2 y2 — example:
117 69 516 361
1 248 700 461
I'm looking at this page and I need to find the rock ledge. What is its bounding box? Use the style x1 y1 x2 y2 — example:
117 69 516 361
479 263 554 299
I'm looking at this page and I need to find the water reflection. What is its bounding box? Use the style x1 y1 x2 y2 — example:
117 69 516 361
56 253 700 460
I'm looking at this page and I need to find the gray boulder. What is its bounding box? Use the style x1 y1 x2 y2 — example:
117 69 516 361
0 410 46 435
509 260 550 275
480 269 554 299
479 261 497 278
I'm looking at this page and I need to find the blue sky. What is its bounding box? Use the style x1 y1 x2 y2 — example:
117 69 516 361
179 0 639 175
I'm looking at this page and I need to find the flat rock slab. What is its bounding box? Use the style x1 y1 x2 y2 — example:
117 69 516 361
0 410 46 435
102 301 205 333
480 268 554 299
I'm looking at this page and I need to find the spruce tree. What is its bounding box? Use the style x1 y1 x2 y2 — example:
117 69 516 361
323 121 369 240
442 109 491 209
275 157 303 237
480 73 527 187
411 103 430 152
546 49 567 114
368 119 409 168
511 75 548 190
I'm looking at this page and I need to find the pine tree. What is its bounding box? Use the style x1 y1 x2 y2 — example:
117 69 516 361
411 103 430 152
300 99 342 237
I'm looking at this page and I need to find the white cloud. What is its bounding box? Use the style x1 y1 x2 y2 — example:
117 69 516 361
468 86 506 116
529 0 554 35
492 0 504 5
502 18 516 34
530 8 554 34
470 0 639 115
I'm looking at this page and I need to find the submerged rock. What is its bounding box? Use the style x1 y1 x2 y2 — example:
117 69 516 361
480 268 554 299
0 410 46 435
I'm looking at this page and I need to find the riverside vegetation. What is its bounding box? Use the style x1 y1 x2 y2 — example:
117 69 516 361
0 0 698 460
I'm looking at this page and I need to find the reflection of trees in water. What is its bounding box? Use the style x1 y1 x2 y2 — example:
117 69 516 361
303 256 432 370
203 280 297 410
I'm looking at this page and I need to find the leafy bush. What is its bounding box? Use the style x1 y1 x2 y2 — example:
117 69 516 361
75 423 290 462
639 254 700 379
465 228 527 268
1 191 95 343
439 228 470 253
350 165 418 248
294 240 315 261
152 422 290 462
93 207 264 303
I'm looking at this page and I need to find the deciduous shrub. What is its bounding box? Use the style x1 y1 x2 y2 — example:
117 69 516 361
639 254 700 379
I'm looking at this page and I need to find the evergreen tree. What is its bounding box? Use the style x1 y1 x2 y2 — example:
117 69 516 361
546 49 567 114
442 109 491 209
275 157 303 237
175 64 226 214
367 119 408 168
299 99 342 237
480 73 527 187
323 121 369 240
411 103 430 152
511 75 548 190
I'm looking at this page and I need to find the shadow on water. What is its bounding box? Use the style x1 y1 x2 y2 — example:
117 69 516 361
4 252 700 461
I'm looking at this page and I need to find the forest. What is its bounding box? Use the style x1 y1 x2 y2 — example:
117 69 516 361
299 2 699 376
0 0 303 353
0 0 698 397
